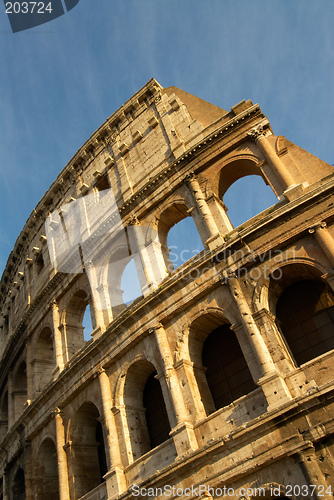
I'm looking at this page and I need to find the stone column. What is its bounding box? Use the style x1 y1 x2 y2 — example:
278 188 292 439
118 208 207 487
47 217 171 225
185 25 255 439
186 173 225 250
228 277 292 408
54 408 71 500
97 369 127 497
296 445 332 500
151 324 198 454
174 359 207 421
309 222 334 267
51 300 64 374
248 125 295 190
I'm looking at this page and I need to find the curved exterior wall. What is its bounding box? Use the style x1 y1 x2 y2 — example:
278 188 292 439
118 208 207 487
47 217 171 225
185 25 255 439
1 78 334 499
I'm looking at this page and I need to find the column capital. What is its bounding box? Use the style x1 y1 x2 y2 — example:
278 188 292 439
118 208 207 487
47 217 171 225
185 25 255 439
128 215 140 226
148 322 164 334
247 124 267 141
53 407 64 418
184 171 196 182
50 299 58 310
308 221 327 233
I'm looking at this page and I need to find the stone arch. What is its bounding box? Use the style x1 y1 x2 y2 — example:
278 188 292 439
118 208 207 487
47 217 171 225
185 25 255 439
122 358 171 462
268 263 334 367
67 401 108 499
13 359 27 420
253 256 330 314
188 310 256 415
61 288 92 360
217 156 265 200
32 326 55 394
34 438 59 500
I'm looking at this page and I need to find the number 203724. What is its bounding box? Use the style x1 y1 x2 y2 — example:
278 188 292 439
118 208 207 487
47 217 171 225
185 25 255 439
5 2 53 14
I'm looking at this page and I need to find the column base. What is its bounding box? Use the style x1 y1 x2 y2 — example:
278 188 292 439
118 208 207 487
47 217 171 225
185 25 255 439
104 466 127 499
283 182 309 202
170 421 198 456
206 233 225 251
258 371 292 411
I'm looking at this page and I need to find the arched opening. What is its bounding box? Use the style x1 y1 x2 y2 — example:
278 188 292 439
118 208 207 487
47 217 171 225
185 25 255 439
223 175 278 228
121 258 142 306
217 159 278 229
63 290 92 359
189 313 256 415
0 391 8 441
13 361 27 420
35 438 59 500
107 240 146 318
158 203 204 273
276 279 334 366
123 360 171 462
82 304 94 341
167 217 204 271
143 371 171 449
68 402 107 499
34 328 55 393
12 468 25 500
202 325 257 412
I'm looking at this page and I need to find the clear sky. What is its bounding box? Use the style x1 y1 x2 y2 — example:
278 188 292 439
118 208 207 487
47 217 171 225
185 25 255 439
0 0 333 278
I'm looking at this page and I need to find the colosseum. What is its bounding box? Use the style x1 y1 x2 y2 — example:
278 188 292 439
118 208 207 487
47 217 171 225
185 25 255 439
1 78 334 500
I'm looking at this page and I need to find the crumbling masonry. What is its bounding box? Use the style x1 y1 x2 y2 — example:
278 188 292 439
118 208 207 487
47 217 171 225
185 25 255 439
1 79 334 500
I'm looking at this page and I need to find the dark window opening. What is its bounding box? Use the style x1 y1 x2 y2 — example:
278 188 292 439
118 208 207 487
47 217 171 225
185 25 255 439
96 421 108 481
143 371 171 448
35 252 44 275
276 280 334 366
12 468 25 500
96 174 110 192
202 325 256 411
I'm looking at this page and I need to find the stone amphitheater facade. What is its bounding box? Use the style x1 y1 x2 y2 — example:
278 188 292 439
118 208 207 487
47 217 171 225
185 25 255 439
1 78 334 500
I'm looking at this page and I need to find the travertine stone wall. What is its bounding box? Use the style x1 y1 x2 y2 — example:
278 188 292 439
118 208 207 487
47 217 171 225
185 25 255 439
1 79 334 500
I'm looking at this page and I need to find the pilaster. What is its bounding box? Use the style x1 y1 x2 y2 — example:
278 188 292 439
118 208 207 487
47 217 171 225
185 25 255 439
97 368 127 496
54 408 71 500
309 222 334 267
151 324 198 454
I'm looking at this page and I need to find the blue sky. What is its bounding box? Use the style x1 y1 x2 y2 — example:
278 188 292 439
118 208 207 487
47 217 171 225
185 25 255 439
0 0 333 278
